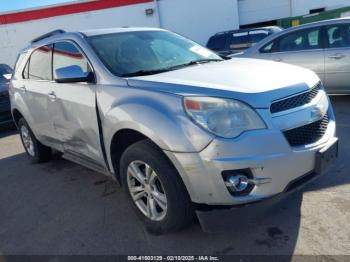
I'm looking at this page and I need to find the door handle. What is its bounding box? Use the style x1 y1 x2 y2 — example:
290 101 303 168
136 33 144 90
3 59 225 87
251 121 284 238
47 91 56 100
328 54 345 59
274 58 283 62
19 86 26 92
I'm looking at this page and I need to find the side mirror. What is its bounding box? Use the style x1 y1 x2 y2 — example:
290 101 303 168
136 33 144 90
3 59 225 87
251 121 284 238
55 65 95 83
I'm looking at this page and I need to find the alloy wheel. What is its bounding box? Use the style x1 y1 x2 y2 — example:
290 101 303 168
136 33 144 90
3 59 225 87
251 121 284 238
127 160 167 221
20 125 35 157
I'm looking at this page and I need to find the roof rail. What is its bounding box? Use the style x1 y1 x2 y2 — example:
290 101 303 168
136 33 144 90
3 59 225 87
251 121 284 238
30 29 66 44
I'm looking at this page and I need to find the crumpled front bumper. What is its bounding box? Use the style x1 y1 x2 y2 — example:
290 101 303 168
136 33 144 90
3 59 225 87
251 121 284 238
163 91 338 232
165 113 337 205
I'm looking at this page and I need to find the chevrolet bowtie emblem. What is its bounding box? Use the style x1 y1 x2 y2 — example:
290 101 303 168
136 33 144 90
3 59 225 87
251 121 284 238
311 104 325 120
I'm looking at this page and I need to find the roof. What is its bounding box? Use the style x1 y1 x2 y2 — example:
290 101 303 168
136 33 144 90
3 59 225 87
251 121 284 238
24 27 166 49
298 17 350 27
276 17 350 35
214 26 282 36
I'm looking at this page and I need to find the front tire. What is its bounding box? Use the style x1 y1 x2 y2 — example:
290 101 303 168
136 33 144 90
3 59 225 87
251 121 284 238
120 139 194 234
18 118 51 163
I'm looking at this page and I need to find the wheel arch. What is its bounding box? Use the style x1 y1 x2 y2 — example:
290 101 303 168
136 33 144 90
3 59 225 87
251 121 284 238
12 108 24 127
110 128 155 183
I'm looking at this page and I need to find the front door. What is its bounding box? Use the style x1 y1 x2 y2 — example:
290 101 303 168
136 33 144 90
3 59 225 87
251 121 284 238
50 41 106 166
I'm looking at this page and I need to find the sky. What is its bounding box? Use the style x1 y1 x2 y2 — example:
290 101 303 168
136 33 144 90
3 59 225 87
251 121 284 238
0 0 74 13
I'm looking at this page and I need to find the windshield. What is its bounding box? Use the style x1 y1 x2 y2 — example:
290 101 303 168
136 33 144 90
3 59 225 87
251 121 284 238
87 30 222 77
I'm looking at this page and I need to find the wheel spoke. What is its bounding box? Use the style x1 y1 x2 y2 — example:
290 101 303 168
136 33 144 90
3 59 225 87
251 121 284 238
147 197 158 219
129 186 144 194
133 190 146 201
148 171 157 184
22 128 28 138
152 191 167 210
128 163 145 184
145 164 153 182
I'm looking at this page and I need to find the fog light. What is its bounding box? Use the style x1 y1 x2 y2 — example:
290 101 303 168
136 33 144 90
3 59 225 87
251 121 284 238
222 169 255 196
225 174 250 192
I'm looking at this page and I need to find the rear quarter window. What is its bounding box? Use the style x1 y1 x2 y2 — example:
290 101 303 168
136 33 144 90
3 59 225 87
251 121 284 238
207 35 227 51
12 53 27 79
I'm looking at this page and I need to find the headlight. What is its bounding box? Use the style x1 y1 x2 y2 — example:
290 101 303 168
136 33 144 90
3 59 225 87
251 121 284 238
184 97 266 138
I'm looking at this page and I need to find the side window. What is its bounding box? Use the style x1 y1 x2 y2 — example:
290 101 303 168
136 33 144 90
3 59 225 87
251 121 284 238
326 24 350 48
249 30 269 45
260 41 276 53
229 32 250 50
53 41 91 79
28 45 53 80
207 35 227 51
279 27 321 52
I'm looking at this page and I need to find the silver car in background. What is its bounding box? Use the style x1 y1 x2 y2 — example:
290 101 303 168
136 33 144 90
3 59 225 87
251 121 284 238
10 28 338 234
206 26 282 56
236 18 350 94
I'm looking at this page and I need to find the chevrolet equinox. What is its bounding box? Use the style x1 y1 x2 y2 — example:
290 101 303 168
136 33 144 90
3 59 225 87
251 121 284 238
10 28 338 234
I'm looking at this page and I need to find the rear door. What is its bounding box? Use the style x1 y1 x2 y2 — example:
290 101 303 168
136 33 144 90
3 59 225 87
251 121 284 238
324 23 350 94
20 45 59 146
50 40 105 165
267 26 325 83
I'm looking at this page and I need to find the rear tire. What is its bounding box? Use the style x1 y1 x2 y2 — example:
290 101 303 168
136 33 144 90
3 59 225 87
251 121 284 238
18 118 51 163
120 139 194 234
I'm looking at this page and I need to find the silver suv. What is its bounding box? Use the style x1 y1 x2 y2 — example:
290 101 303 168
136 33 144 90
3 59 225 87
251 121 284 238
10 28 338 234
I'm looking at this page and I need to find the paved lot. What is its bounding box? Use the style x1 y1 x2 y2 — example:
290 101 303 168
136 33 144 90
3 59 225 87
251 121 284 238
0 96 349 256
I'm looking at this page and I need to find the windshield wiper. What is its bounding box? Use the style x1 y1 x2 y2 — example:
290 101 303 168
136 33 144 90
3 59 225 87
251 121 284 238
121 59 223 77
120 68 171 77
171 58 223 69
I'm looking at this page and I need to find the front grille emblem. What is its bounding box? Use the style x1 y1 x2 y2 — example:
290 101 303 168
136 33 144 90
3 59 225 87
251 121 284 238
311 104 326 121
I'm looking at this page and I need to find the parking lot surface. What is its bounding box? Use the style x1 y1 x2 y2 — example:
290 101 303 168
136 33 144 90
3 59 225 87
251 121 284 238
0 96 349 256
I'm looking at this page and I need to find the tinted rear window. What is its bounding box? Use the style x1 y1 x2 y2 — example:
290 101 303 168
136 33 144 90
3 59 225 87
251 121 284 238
207 35 227 51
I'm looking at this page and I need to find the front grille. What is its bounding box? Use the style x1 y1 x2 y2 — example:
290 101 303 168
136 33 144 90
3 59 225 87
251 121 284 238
283 114 329 146
271 82 321 114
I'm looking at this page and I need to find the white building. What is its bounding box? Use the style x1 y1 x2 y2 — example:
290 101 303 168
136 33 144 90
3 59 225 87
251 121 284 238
1 0 350 66
238 0 350 26
0 0 239 65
